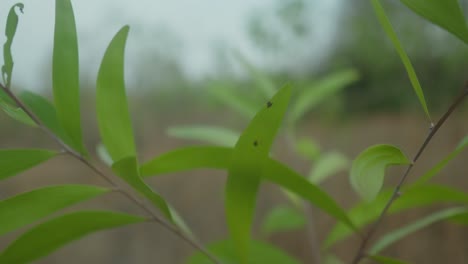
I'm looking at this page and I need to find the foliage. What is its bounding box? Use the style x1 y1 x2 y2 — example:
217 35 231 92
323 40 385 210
0 0 466 264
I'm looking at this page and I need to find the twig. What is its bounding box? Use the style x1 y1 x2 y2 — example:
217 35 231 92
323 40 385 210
351 85 468 264
0 83 220 264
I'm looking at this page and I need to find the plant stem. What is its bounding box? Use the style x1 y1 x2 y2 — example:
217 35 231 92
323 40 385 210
0 84 221 264
351 85 468 264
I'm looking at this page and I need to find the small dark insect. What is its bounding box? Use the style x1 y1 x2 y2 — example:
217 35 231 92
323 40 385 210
267 101 273 108
253 140 258 147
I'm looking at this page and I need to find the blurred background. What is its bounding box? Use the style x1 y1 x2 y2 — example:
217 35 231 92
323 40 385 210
0 0 467 263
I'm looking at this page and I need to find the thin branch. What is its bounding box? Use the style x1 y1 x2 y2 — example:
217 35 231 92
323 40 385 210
351 85 468 264
0 83 220 264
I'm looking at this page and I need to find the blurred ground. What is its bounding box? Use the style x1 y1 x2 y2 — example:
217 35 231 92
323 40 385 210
0 107 466 264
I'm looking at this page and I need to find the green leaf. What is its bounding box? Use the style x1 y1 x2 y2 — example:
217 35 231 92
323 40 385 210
0 185 109 236
399 0 468 44
323 254 345 264
415 135 468 184
0 211 144 263
289 69 358 124
207 81 259 119
186 239 300 264
261 205 306 236
294 137 321 161
370 207 468 255
19 91 72 145
167 125 239 147
309 151 349 184
141 146 232 177
96 26 136 162
324 184 468 249
350 144 410 201
369 255 410 264
53 0 85 154
2 3 24 88
112 156 173 221
0 149 56 180
0 100 36 126
234 51 276 98
371 0 431 121
225 84 291 263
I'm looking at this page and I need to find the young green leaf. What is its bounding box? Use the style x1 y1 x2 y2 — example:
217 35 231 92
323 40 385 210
294 137 321 161
167 125 239 147
234 50 276 98
0 211 145 263
309 151 349 184
0 149 56 180
207 81 259 119
350 144 410 201
261 205 306 236
370 207 468 255
399 0 468 44
140 146 233 177
0 185 109 235
0 100 36 126
225 84 291 263
369 255 410 264
186 239 300 264
415 135 468 184
96 26 136 162
289 69 358 124
2 3 24 87
324 184 468 249
53 0 85 154
371 0 431 121
112 156 173 221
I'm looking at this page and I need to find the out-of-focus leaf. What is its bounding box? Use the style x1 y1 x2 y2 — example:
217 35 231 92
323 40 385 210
350 144 410 201
186 239 300 264
19 91 72 144
2 3 24 87
0 185 109 236
371 0 431 121
96 26 136 162
448 211 468 225
323 254 345 264
167 125 239 147
112 156 173 221
290 69 358 124
140 146 232 177
369 255 410 264
324 184 468 249
370 207 468 254
226 84 291 263
294 137 321 161
399 0 468 44
96 142 113 167
234 51 276 98
415 135 468 184
53 0 85 154
261 205 306 235
169 206 194 239
0 149 56 180
0 211 145 263
309 151 349 184
0 100 35 126
207 82 258 119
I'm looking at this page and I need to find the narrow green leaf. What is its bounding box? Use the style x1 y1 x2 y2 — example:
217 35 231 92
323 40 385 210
350 144 410 201
309 151 349 184
140 146 233 176
112 156 172 221
324 184 468 249
289 69 358 123
369 255 410 264
226 84 291 263
294 137 321 161
0 185 109 235
371 0 431 120
415 135 468 184
186 239 300 264
0 211 144 263
399 0 468 44
370 207 468 255
96 26 136 162
0 100 36 126
19 91 72 145
2 3 24 87
167 125 239 147
234 51 276 98
53 0 85 154
207 82 258 119
261 205 306 235
0 149 56 180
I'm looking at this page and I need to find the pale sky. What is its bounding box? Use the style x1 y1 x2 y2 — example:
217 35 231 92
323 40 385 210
0 0 342 91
